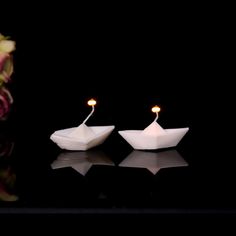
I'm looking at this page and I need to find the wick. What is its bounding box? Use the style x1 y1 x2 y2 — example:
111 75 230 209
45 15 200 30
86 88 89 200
154 112 158 122
83 105 95 124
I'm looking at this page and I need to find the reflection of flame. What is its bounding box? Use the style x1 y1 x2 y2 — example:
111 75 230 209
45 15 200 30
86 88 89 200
87 99 96 106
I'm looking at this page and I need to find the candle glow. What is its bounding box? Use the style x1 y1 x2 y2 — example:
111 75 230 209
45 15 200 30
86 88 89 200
50 97 115 151
152 106 161 113
118 104 189 150
88 99 96 106
83 99 96 124
152 105 161 122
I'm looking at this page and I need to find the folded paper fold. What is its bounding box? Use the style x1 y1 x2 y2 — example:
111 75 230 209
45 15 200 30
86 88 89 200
119 127 189 150
50 125 115 151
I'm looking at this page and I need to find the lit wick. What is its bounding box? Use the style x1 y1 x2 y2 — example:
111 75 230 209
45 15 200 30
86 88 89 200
82 99 97 124
151 105 161 122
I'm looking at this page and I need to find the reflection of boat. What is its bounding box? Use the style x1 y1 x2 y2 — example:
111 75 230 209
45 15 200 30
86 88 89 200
118 149 188 174
51 150 115 176
50 126 115 151
118 127 189 150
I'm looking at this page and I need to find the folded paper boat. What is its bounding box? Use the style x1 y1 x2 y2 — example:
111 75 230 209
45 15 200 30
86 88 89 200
118 122 189 150
50 125 115 151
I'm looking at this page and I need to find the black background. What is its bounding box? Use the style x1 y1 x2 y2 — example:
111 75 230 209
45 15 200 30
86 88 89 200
1 7 234 170
2 8 230 139
1 4 234 183
1 4 235 227
3 9 233 154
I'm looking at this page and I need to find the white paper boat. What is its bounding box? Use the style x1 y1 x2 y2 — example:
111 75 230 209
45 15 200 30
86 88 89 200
50 125 115 151
51 150 114 175
119 149 188 174
118 126 189 150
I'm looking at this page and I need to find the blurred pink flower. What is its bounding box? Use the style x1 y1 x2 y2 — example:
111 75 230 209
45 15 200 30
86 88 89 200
0 53 8 70
0 52 9 72
0 87 13 119
0 52 13 84
0 34 15 120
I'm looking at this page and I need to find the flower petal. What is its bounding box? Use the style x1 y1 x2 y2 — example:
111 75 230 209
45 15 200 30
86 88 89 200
0 34 6 41
0 53 9 72
3 56 13 77
0 40 15 53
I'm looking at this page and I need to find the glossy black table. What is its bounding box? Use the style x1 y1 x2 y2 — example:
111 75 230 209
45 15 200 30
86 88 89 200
1 118 236 215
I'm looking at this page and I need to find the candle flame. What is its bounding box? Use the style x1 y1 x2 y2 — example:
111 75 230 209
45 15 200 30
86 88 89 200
87 99 96 106
152 106 161 113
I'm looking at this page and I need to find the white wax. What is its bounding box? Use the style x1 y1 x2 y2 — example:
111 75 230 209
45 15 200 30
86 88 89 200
68 123 95 140
142 121 166 136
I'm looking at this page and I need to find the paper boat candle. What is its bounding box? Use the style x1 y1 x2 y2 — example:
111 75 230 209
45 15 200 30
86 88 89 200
50 99 115 150
51 150 114 176
119 149 188 174
118 105 189 150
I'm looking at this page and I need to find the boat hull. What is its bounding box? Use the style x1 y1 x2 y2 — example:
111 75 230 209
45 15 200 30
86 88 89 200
118 128 189 150
50 126 115 151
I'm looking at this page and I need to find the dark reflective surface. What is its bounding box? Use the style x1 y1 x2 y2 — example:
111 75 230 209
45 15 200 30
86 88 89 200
1 117 236 214
51 150 115 176
119 150 188 174
0 128 18 202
